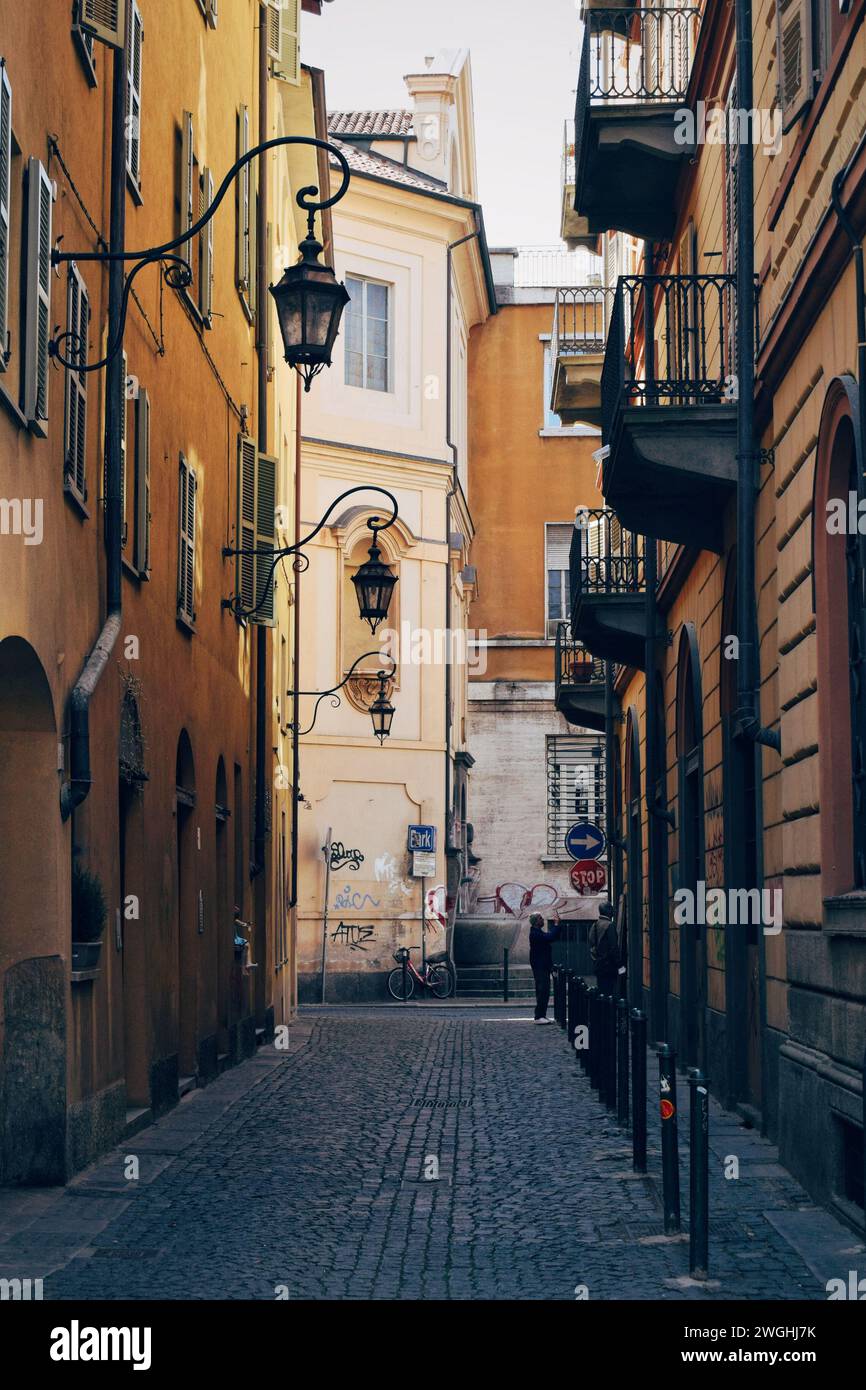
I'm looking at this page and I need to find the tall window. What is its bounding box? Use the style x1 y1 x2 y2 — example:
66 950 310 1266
545 523 572 637
542 342 562 430
345 276 390 392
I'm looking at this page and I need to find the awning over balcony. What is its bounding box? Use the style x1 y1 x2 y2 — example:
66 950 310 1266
573 7 700 241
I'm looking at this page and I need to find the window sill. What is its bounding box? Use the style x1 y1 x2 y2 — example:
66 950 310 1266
0 380 28 431
63 483 90 519
823 892 866 936
176 613 197 636
127 173 143 207
538 426 601 439
122 554 143 582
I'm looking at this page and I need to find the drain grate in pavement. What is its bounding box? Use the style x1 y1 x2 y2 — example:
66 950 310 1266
412 1098 473 1108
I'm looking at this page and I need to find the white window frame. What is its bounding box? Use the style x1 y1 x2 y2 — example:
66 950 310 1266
23 157 53 436
545 522 572 639
199 166 214 325
126 1 143 193
344 273 392 394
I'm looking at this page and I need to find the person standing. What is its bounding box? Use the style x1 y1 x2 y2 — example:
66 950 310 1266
528 912 561 1024
589 899 619 998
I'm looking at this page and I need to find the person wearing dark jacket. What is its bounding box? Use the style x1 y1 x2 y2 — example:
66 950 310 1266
589 899 619 998
528 912 561 1023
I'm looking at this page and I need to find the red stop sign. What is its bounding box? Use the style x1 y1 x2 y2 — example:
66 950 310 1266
570 859 607 894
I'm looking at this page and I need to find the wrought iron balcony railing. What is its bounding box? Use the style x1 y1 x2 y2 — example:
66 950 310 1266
601 273 737 439
555 622 606 695
574 6 701 201
551 286 614 363
569 506 646 609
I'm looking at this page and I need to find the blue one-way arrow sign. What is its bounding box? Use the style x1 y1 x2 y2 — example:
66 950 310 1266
565 821 606 862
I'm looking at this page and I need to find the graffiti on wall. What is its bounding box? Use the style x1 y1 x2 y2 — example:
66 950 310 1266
333 885 380 912
474 881 599 921
330 842 365 872
425 884 447 936
330 922 376 951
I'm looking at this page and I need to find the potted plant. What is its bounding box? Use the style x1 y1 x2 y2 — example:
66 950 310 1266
71 862 107 971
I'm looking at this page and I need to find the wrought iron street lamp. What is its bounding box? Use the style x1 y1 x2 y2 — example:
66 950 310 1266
48 136 353 384
351 522 399 634
286 651 398 741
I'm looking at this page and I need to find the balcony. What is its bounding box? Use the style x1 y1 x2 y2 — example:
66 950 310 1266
600 273 738 552
569 507 648 669
554 623 608 731
560 120 599 249
550 286 613 426
573 7 699 240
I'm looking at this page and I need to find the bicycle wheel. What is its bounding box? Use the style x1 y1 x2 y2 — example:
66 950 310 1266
388 967 415 1000
428 964 454 999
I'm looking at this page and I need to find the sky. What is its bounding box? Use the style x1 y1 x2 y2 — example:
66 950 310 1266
301 0 584 246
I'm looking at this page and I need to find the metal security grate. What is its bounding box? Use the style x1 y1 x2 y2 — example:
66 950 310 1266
547 734 606 860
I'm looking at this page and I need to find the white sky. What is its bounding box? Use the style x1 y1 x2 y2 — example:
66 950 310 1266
301 0 584 246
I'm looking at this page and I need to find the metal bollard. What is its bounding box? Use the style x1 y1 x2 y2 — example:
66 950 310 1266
577 979 588 1070
503 947 509 1003
604 994 616 1109
658 1043 682 1234
617 998 630 1125
688 1068 710 1279
559 969 567 1030
631 1010 647 1172
588 988 599 1089
402 952 408 1004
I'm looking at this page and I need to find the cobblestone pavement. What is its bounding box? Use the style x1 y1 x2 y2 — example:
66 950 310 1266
0 1006 861 1300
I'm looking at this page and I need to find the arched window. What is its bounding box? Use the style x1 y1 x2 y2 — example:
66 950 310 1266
814 375 866 892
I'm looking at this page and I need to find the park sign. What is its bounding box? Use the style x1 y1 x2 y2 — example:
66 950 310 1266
408 824 436 853
565 821 606 862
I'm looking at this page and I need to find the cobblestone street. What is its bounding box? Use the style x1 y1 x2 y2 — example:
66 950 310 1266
0 1007 860 1302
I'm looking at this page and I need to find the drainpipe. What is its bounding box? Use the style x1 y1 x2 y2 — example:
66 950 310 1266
444 230 479 931
60 45 127 819
251 6 269 879
734 0 780 754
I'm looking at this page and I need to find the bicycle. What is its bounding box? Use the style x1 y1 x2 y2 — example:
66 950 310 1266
387 946 455 1000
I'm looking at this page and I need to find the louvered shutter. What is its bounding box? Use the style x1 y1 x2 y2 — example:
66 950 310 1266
23 158 52 435
207 0 218 27
255 453 277 626
134 388 151 576
0 67 11 373
120 350 129 548
178 455 196 623
64 264 89 501
181 111 194 283
777 0 813 132
265 221 274 369
237 435 257 615
249 162 258 317
266 2 282 60
200 166 214 324
237 107 250 295
80 0 126 48
127 2 143 188
278 0 301 85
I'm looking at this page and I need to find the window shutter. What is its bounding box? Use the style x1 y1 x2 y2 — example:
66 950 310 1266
134 388 151 576
776 0 813 132
178 454 196 623
64 264 89 501
23 158 53 436
127 2 144 187
265 220 274 370
249 164 258 317
207 0 218 27
181 111 194 280
237 107 250 294
266 1 282 61
278 0 301 85
237 435 257 615
0 66 11 372
255 452 277 626
80 0 126 48
200 166 214 325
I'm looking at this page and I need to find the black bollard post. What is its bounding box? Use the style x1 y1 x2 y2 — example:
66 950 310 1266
588 988 599 1089
631 1010 647 1172
567 972 577 1048
599 995 610 1100
617 998 630 1125
503 947 509 1003
658 1043 681 1234
402 951 408 1004
605 994 617 1109
688 1068 710 1279
577 979 588 1070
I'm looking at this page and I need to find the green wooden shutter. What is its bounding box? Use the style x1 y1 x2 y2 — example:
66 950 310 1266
255 453 277 626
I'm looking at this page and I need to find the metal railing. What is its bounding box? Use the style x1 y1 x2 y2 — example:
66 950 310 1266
570 507 646 606
551 286 614 364
514 246 600 288
601 273 737 441
555 622 606 701
574 7 701 191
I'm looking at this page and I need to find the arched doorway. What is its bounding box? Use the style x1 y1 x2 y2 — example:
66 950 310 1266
676 625 706 1069
625 707 643 1011
721 554 762 1109
0 637 65 1184
175 730 198 1079
119 685 148 1107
